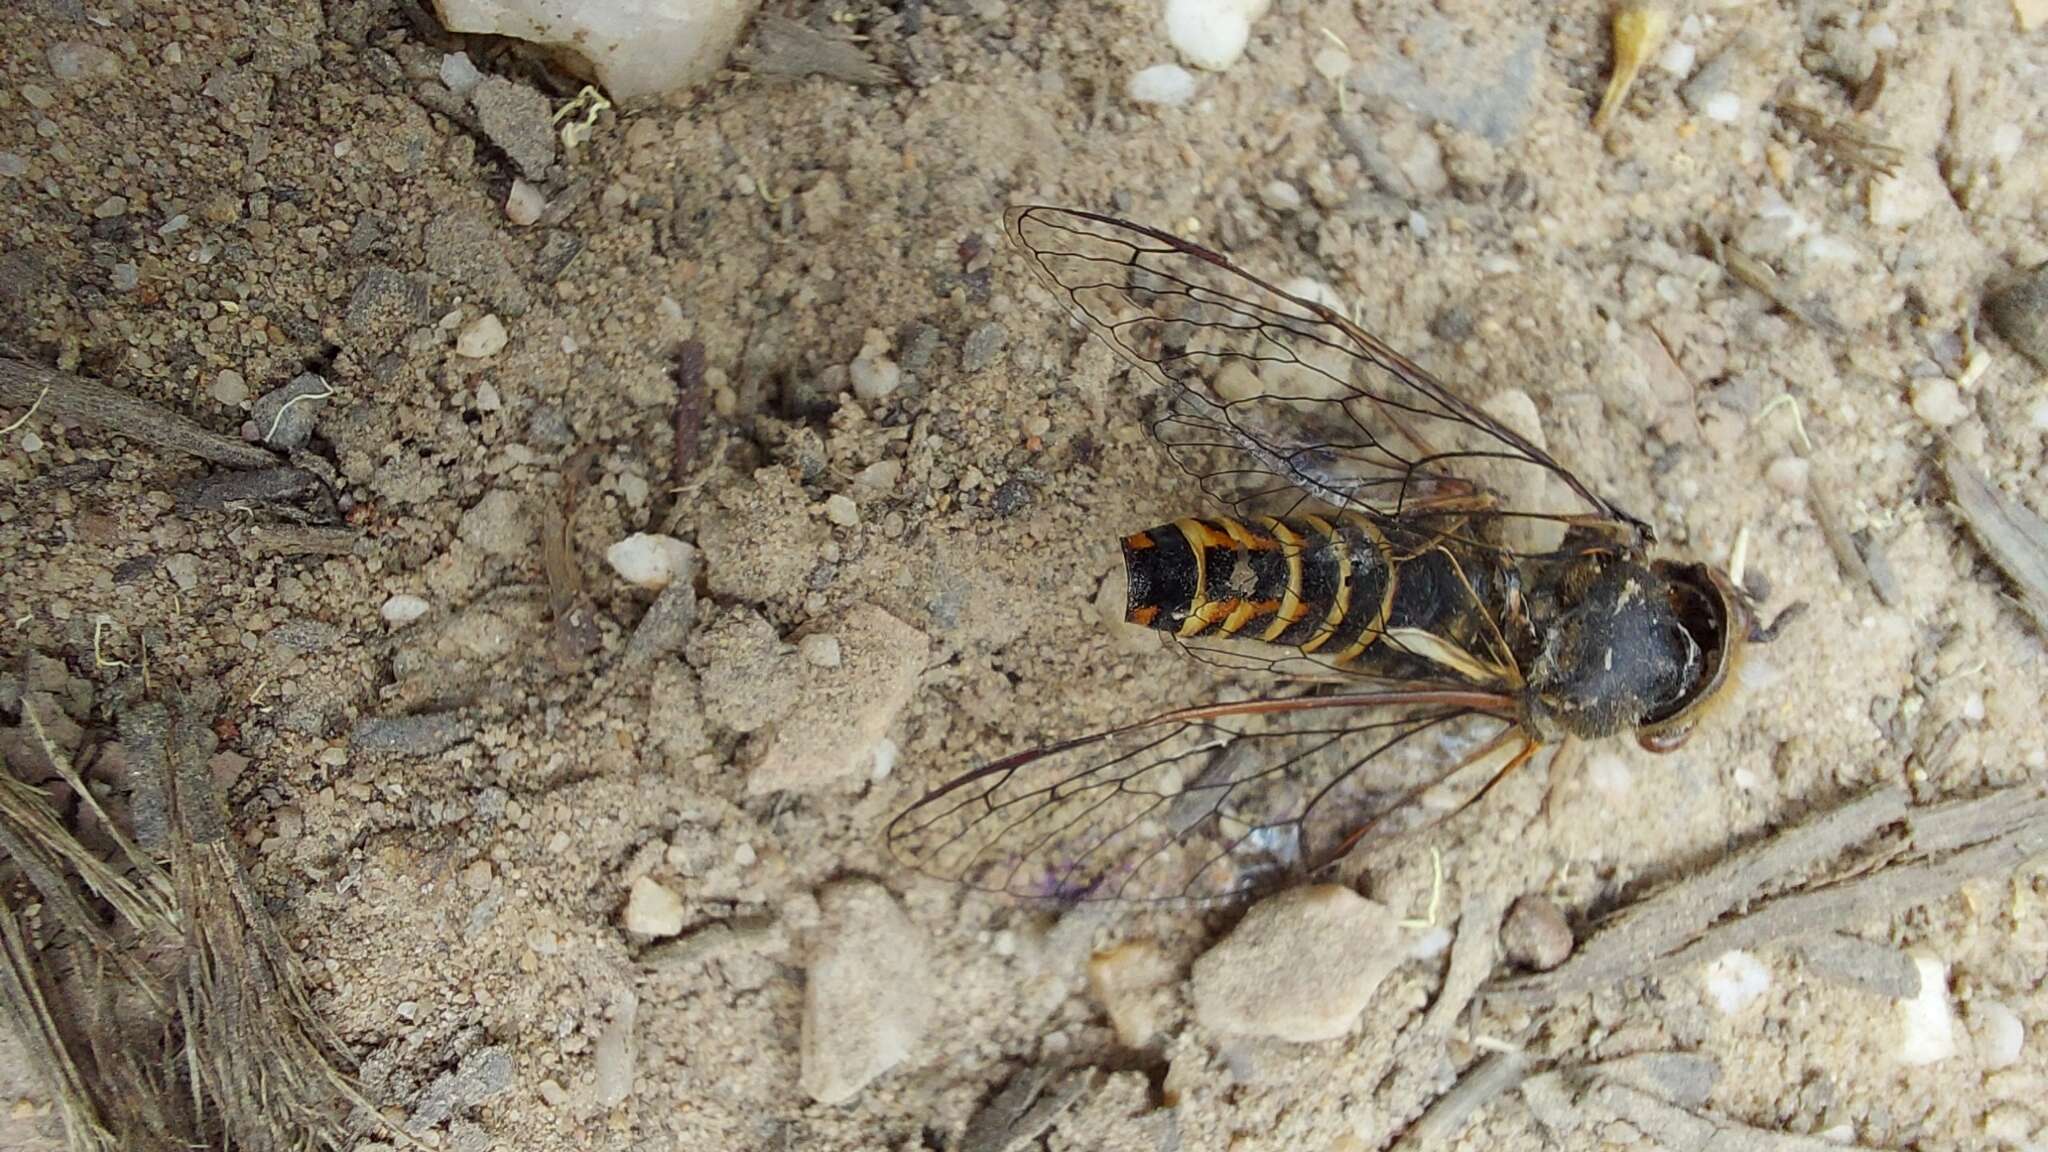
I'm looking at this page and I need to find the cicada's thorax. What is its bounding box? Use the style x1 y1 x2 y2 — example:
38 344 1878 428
1119 513 1524 686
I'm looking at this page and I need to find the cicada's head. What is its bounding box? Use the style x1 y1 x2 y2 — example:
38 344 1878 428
1521 559 1757 749
1628 561 1755 753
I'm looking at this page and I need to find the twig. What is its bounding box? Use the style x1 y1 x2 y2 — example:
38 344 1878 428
1702 234 1846 337
1492 787 1908 998
1493 783 2047 1000
1585 1080 1889 1151
1775 102 1904 176
1 357 278 468
1943 447 2048 636
1809 484 1898 606
1422 897 1501 1035
1388 1050 1529 1151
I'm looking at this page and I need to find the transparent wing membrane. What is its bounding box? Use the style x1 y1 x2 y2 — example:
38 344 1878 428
1005 205 1644 548
887 692 1521 904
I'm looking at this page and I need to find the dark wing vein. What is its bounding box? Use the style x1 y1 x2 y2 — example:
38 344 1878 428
887 691 1519 904
1005 205 1648 548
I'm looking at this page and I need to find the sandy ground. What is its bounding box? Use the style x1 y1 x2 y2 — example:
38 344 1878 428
3 1 2047 1149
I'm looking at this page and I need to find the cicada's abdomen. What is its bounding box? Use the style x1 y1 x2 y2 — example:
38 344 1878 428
1120 515 1396 662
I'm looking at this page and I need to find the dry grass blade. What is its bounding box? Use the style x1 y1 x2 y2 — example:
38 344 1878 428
1809 484 1899 605
0 898 123 1152
153 699 370 1152
1388 1050 1529 1151
1943 447 2048 635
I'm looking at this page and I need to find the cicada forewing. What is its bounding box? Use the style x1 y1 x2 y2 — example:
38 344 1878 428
886 691 1524 903
1004 205 1649 555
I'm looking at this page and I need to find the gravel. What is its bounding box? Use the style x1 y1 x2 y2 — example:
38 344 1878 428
250 372 330 448
470 75 556 179
800 880 931 1104
352 711 477 757
1190 885 1403 1042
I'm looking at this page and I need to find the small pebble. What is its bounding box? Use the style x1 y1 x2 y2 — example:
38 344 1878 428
457 488 534 557
1909 377 1969 427
823 493 860 527
1969 1000 2024 1069
21 84 55 110
623 581 698 667
407 1047 513 1132
474 381 502 411
1127 63 1197 107
1765 455 1810 496
1702 950 1771 1015
250 372 330 449
1088 939 1177 1048
1658 40 1696 75
801 881 932 1104
470 75 556 179
92 195 128 219
799 633 843 668
745 605 929 794
456 313 508 358
849 330 902 402
593 995 637 1106
439 51 484 97
961 322 1009 373
1500 894 1573 971
1258 179 1303 212
110 263 139 292
381 593 431 625
1164 0 1269 72
1701 91 1742 123
47 41 121 82
606 533 697 590
162 552 202 592
208 369 249 407
0 152 25 179
352 712 477 758
851 459 903 502
1897 954 1955 1065
1190 885 1402 1042
1985 266 2048 372
505 178 546 226
623 876 685 937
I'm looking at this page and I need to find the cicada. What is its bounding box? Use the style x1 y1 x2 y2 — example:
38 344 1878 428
887 206 1792 904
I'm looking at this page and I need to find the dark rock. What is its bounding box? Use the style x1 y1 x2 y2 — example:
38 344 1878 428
250 372 331 449
470 76 555 179
1986 265 2048 371
351 711 476 758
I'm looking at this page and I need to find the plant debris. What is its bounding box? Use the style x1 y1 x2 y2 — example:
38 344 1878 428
2 356 279 469
957 1065 1098 1152
1702 233 1847 336
1492 783 2048 1000
1 691 376 1152
1943 447 2048 636
1592 3 1669 134
1775 102 1904 176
